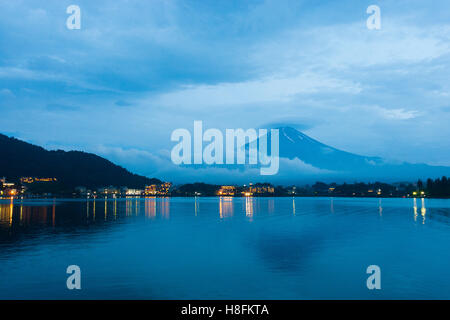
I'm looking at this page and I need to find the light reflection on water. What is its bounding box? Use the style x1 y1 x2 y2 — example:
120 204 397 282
0 196 449 299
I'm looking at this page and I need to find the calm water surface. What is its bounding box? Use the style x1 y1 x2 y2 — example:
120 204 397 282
0 197 449 299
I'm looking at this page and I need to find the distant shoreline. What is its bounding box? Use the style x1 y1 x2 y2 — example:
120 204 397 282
2 195 449 200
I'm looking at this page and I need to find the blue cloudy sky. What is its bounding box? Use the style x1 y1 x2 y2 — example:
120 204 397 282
1 0 450 181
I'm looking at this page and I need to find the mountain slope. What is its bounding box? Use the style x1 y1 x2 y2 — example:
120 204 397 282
278 127 383 171
275 127 450 181
0 134 161 189
182 126 450 183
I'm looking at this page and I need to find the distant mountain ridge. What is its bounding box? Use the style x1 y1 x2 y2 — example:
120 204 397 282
278 127 384 171
0 133 161 189
179 126 450 183
1 128 449 187
275 126 450 181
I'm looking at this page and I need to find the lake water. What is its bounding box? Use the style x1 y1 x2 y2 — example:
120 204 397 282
0 196 449 299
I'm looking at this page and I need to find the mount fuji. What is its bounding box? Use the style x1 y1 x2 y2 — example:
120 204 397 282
168 126 450 184
271 126 450 182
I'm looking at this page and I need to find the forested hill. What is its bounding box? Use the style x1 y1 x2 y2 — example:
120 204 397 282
0 133 161 189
